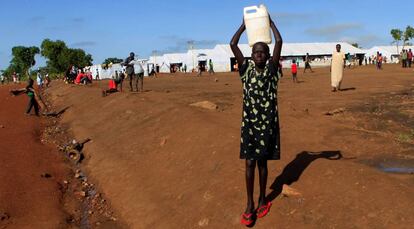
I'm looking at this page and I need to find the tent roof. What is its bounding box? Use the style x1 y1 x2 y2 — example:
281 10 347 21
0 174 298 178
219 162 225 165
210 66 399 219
215 42 365 57
365 45 414 55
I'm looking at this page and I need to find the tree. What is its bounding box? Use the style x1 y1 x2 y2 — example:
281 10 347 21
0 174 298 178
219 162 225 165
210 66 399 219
8 46 40 78
40 39 93 73
391 29 403 54
40 39 68 73
102 57 123 66
58 48 93 70
351 43 360 48
403 26 414 47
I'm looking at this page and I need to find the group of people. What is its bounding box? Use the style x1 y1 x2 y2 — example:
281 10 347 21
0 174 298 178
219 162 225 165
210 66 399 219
36 71 51 89
65 66 93 85
401 49 413 68
103 52 144 96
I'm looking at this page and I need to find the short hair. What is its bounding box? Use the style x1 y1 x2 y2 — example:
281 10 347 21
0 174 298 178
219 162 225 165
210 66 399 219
252 42 270 54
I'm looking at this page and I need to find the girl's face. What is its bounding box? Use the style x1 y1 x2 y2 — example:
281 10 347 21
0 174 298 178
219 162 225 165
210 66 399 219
252 43 270 66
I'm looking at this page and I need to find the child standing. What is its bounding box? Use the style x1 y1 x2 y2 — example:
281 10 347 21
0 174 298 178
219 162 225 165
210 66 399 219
230 15 283 226
11 78 43 115
291 59 298 83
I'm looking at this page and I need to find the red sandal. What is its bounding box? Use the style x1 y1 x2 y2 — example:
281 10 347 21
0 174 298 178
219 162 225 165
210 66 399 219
240 212 255 225
257 202 272 218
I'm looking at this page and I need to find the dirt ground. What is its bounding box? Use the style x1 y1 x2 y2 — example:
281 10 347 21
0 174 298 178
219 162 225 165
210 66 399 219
0 84 125 229
0 84 72 229
3 64 414 228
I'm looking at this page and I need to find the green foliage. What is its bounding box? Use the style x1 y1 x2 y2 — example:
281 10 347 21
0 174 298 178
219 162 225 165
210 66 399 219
391 29 403 42
40 39 93 73
40 39 68 73
391 27 414 53
102 57 123 66
8 46 40 77
403 26 414 45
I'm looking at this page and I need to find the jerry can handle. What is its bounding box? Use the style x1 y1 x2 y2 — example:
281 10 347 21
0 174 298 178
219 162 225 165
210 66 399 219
244 6 259 15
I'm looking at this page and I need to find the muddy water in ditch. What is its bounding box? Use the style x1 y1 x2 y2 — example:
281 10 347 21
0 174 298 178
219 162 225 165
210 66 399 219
360 154 414 174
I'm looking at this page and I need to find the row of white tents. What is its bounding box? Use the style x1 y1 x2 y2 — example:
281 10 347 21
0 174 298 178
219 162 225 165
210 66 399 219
89 42 412 79
364 45 414 63
147 42 365 73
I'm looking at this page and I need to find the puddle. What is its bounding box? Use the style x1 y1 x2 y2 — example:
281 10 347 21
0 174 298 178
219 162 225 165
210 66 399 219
378 166 414 174
360 155 414 175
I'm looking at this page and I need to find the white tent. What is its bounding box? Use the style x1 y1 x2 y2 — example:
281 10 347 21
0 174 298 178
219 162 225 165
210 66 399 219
364 45 414 63
148 42 365 72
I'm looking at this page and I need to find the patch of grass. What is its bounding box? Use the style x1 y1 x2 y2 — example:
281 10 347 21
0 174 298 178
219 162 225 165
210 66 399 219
396 131 414 143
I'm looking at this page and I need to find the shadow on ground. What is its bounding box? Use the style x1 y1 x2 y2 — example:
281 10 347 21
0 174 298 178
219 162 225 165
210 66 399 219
267 151 342 202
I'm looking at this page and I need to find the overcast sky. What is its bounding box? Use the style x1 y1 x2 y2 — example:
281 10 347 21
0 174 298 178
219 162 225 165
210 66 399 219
0 0 412 69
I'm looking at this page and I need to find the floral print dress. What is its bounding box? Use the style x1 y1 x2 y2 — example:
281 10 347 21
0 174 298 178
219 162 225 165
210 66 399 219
239 59 281 160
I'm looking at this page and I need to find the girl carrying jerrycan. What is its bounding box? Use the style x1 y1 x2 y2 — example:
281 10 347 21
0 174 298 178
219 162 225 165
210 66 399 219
230 4 283 226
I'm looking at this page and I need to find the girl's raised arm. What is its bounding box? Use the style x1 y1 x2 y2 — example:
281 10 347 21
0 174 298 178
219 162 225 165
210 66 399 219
230 19 246 66
270 16 283 64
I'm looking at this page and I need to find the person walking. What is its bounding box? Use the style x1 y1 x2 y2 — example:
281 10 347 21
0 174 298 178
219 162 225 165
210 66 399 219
36 71 43 90
303 53 313 73
208 59 215 75
331 44 346 92
291 59 298 83
408 49 413 68
402 50 407 68
123 52 136 92
134 61 144 92
230 15 283 226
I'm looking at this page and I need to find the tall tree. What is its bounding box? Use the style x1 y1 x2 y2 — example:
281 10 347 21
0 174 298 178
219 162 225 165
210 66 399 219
403 26 414 48
391 29 403 54
9 46 40 77
40 39 93 73
40 39 67 73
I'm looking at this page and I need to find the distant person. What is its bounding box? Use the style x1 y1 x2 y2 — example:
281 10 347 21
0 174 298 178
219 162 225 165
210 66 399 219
95 69 100 80
331 44 346 92
134 61 144 92
408 49 413 68
364 56 368 65
0 73 4 84
233 60 239 71
115 70 125 92
123 52 136 92
183 64 187 73
208 59 215 75
12 72 17 83
10 78 44 116
197 62 202 77
278 59 283 78
368 56 372 65
102 76 120 97
377 54 383 70
230 15 282 226
303 53 313 73
44 73 50 88
346 53 352 69
149 66 157 77
291 59 298 83
402 49 407 68
36 71 43 89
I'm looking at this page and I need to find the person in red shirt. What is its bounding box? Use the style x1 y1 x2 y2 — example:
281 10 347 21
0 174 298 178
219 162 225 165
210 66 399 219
408 49 413 68
291 59 298 83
